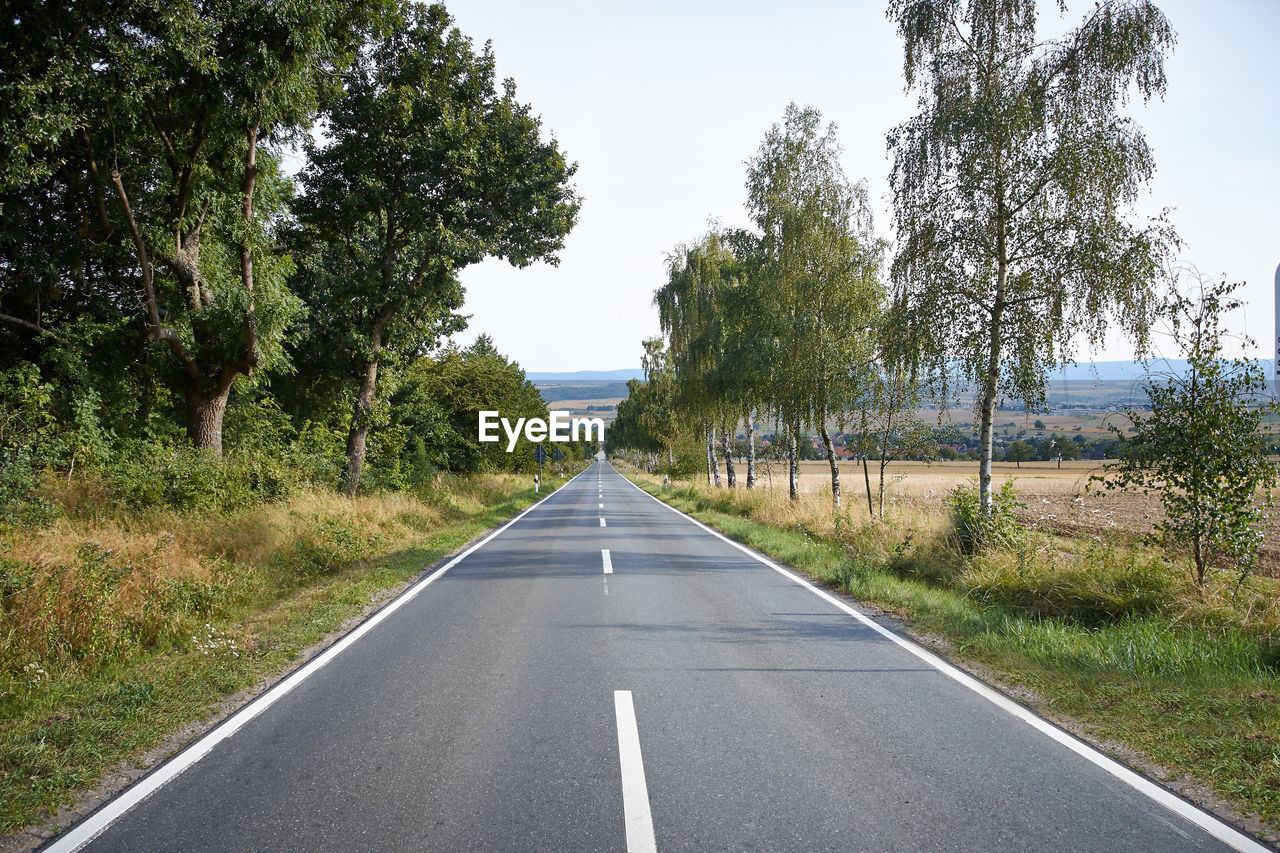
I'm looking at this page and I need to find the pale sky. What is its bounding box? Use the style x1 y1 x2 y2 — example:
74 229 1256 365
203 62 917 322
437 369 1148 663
445 0 1280 372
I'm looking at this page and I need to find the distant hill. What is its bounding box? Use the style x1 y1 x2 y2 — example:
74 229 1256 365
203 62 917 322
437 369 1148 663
526 369 643 382
1054 359 1277 380
538 382 630 403
525 360 1278 385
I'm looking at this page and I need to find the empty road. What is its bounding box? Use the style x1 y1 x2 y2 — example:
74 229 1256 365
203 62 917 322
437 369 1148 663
46 461 1268 852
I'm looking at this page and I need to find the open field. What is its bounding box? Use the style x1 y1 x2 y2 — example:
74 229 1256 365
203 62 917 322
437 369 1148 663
729 459 1280 575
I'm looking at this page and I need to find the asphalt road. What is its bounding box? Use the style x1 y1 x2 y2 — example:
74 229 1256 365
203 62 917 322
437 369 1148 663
47 461 1268 852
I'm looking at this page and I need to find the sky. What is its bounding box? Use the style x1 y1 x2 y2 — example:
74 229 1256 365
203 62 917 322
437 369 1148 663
443 0 1280 373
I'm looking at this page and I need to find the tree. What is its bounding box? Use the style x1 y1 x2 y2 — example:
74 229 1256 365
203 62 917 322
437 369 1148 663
81 0 384 453
1049 433 1082 467
1006 439 1033 467
654 232 741 488
744 103 884 506
1100 275 1279 584
392 335 550 478
638 338 684 473
295 3 580 495
869 364 935 517
887 0 1176 513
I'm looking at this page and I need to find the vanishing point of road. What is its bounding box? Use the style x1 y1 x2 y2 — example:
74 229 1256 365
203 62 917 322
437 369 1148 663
44 461 1271 852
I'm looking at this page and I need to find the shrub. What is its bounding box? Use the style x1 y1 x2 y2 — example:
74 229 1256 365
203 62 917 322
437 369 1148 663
949 479 1024 554
107 442 299 513
0 450 59 531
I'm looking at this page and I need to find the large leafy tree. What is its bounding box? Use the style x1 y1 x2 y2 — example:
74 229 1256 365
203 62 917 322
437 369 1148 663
745 103 884 506
295 3 580 495
887 0 1176 512
392 335 551 477
92 0 384 452
2 0 389 453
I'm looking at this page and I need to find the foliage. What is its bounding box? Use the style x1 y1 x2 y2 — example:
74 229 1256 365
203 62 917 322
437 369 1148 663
388 336 557 483
948 480 1025 554
887 0 1177 512
1006 440 1033 466
1099 275 1279 583
293 2 579 494
743 103 885 504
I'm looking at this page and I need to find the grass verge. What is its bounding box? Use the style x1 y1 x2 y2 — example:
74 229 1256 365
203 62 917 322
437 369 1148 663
0 469 580 835
624 468 1280 839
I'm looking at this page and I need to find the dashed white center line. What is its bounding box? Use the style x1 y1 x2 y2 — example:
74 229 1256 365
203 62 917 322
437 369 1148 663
600 517 607 527
614 690 657 853
602 549 613 574
599 502 604 509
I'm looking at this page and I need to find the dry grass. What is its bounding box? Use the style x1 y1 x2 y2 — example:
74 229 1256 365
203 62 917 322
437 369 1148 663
736 459 1279 575
747 459 1102 497
0 473 534 673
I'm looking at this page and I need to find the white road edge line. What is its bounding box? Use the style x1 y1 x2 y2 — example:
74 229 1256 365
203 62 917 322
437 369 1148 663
602 548 613 574
614 690 658 853
616 467 1270 853
45 467 590 853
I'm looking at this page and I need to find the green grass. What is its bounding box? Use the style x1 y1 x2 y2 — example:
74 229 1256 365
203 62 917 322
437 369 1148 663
632 475 1280 835
0 470 579 834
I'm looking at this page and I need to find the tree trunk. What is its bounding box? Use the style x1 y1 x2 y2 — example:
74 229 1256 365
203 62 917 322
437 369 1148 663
878 411 895 519
788 426 799 501
721 428 736 488
711 425 722 487
862 456 874 519
745 413 756 489
183 374 234 455
342 357 379 497
342 301 399 497
819 424 840 509
978 268 1007 514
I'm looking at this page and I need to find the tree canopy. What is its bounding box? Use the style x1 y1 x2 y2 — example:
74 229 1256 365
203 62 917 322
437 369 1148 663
887 0 1176 511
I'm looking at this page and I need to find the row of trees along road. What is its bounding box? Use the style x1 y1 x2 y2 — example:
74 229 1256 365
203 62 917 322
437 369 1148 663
621 0 1180 516
1 1 580 495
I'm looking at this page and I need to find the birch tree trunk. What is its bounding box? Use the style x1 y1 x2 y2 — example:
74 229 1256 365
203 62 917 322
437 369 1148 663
745 413 757 489
788 426 799 501
978 263 1006 514
711 425 722 487
819 424 840 509
863 456 874 519
721 429 736 488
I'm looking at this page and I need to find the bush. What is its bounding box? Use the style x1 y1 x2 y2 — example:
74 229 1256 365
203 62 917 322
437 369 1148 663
0 450 59 531
107 442 299 514
949 479 1024 554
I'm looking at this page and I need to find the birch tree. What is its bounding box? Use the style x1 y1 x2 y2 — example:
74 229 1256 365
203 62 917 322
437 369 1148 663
887 0 1176 512
745 103 884 507
654 232 741 488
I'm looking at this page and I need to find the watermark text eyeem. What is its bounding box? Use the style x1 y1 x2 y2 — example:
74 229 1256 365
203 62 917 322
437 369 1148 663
478 410 605 452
